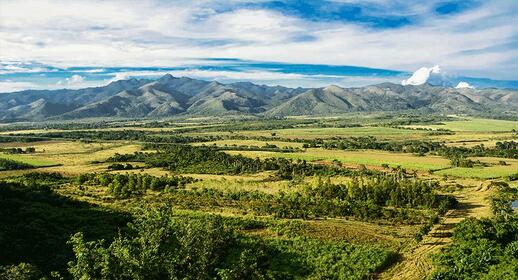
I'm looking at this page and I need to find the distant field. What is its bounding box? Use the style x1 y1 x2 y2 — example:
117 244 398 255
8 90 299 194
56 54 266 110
193 139 304 148
406 118 518 132
435 157 518 179
191 126 431 140
0 153 57 167
0 141 142 175
227 149 451 171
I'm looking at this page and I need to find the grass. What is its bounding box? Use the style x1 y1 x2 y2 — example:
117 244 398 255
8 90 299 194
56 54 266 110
193 139 304 148
0 141 142 176
406 118 518 132
0 153 57 167
435 157 518 179
226 149 451 171
190 126 431 140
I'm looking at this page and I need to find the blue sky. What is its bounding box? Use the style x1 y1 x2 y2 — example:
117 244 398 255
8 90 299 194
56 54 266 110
0 0 517 91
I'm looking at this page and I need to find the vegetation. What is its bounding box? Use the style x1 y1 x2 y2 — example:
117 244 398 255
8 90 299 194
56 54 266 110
166 174 456 222
77 173 198 198
0 158 34 171
108 144 369 179
0 115 516 279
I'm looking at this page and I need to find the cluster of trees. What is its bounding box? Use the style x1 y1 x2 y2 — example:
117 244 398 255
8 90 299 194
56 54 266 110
0 158 34 171
0 136 48 143
431 216 518 279
313 136 445 155
77 173 197 198
448 155 484 168
440 142 518 159
206 143 303 153
107 163 136 170
167 175 456 222
0 147 36 154
19 130 223 144
110 144 368 179
308 136 517 159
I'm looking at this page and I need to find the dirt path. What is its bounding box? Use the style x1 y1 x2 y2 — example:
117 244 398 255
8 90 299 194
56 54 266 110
379 184 493 280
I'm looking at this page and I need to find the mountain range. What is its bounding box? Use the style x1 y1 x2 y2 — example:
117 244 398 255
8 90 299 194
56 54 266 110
0 74 517 121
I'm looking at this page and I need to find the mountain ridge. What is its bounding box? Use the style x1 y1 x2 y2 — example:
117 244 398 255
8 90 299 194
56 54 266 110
0 75 516 121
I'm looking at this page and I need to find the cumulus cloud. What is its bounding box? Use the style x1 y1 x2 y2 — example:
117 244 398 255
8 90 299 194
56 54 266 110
401 65 441 85
56 74 85 86
455 81 474 89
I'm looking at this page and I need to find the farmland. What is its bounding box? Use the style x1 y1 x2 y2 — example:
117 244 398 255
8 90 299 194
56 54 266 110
0 115 517 279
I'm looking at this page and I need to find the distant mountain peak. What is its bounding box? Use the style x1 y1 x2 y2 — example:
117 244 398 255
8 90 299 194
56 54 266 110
157 74 176 83
0 75 516 121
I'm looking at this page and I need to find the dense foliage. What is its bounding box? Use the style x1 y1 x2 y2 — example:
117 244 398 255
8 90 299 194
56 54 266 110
166 175 456 222
315 137 518 159
0 158 34 171
0 147 36 154
0 176 129 276
77 173 197 198
66 204 394 280
430 183 518 279
108 144 368 179
14 130 222 144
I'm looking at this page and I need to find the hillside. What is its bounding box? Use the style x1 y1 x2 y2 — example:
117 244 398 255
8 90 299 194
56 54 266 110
0 75 517 121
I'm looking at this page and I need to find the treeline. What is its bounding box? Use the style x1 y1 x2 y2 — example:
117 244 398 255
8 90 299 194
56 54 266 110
0 147 36 154
109 144 370 179
167 175 456 222
107 163 136 170
15 130 222 144
0 158 34 171
0 136 48 143
203 143 303 153
77 173 198 198
311 136 517 159
314 136 444 155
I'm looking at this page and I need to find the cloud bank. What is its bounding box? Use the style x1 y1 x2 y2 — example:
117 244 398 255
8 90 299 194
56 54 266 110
0 0 517 91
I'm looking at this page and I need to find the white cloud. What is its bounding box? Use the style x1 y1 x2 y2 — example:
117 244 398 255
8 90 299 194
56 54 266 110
401 65 441 85
66 74 85 84
0 0 516 80
57 74 85 85
455 81 474 89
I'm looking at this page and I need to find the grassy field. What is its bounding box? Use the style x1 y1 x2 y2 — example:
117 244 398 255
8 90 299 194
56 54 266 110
0 153 57 166
190 126 432 140
1 141 141 175
406 117 518 132
227 148 452 171
435 157 518 179
194 139 304 148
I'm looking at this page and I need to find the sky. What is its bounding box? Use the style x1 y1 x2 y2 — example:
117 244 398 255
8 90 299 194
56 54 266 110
0 0 517 92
